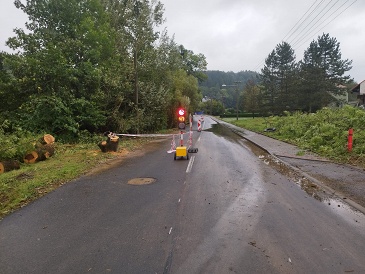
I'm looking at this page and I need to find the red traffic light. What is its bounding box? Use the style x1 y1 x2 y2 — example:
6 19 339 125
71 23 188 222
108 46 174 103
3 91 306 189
177 108 186 130
178 108 185 116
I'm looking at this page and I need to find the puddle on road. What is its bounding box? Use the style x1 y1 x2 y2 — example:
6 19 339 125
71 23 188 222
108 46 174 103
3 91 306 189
205 123 244 143
208 123 364 218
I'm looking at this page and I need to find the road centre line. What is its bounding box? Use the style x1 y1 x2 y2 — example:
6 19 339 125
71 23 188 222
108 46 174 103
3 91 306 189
186 156 195 173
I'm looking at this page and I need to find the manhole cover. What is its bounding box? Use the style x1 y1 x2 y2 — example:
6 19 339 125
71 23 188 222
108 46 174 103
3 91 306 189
128 177 156 185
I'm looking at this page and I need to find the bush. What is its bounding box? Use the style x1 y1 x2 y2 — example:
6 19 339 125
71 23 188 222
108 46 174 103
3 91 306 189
270 106 365 161
0 125 35 161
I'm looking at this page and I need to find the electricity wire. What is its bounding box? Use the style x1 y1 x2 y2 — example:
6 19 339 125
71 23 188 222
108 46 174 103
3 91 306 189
252 0 357 73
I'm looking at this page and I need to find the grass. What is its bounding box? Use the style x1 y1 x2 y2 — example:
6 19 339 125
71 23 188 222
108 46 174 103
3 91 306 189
0 137 151 219
222 117 272 132
222 114 365 168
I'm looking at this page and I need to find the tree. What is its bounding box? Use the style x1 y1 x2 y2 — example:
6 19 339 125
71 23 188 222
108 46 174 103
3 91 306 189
5 0 116 137
243 79 260 118
299 33 352 112
275 42 298 111
179 45 208 83
260 42 297 114
1 0 208 137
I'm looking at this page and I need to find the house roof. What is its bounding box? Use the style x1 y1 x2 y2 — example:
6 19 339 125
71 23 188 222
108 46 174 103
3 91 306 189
351 80 365 93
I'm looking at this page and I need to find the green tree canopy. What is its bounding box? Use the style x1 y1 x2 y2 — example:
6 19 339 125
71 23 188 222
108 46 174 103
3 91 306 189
0 0 207 137
260 42 298 114
299 33 352 112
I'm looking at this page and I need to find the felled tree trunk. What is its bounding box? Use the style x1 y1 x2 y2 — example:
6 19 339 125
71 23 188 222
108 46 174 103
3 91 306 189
24 143 55 164
0 160 21 174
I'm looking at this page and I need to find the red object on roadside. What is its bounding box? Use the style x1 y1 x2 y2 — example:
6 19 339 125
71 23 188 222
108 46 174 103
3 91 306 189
348 128 353 152
197 120 201 132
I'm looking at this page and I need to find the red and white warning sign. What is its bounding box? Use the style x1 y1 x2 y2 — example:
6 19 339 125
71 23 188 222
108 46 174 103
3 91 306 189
188 130 193 148
197 120 201 132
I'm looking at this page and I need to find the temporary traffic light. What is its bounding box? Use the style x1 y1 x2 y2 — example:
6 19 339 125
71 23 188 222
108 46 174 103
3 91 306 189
177 107 186 130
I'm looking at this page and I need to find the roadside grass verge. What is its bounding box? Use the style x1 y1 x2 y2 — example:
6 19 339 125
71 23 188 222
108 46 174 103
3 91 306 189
221 107 365 168
0 137 151 219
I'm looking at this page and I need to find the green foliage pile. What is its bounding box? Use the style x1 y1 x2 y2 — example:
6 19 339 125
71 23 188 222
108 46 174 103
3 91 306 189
226 106 365 167
0 122 35 161
272 106 365 159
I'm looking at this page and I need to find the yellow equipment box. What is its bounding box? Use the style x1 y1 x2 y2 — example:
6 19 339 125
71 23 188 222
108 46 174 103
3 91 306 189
176 146 187 157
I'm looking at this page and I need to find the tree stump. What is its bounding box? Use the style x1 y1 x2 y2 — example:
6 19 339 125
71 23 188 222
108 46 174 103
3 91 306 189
0 160 21 174
98 134 119 152
107 136 119 152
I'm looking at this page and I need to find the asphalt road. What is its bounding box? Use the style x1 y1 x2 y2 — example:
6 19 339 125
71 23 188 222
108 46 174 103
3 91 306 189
1 116 365 274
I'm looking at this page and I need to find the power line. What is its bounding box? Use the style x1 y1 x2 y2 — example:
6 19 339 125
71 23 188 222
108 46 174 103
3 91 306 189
283 0 323 42
291 0 346 47
293 0 357 50
253 0 321 71
287 0 335 45
253 0 357 73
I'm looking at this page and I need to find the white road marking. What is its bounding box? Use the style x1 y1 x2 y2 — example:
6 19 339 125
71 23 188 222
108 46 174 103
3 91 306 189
169 227 173 235
186 156 195 173
178 198 181 203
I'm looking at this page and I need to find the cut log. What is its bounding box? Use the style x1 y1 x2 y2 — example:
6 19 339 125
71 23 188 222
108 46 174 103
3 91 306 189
24 151 38 164
42 144 55 158
38 134 55 145
0 160 21 174
24 144 55 164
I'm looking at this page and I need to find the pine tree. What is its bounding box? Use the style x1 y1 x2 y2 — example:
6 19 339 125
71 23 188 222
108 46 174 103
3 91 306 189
260 42 297 114
299 33 352 112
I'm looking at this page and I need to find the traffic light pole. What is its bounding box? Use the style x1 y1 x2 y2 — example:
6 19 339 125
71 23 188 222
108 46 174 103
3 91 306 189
180 130 184 147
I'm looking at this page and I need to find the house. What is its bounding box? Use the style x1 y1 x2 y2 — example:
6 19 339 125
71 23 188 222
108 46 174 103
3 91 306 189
350 80 365 106
327 84 349 107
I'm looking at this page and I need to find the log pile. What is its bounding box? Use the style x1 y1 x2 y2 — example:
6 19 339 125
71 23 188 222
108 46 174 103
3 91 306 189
98 132 119 152
24 134 56 164
0 134 56 175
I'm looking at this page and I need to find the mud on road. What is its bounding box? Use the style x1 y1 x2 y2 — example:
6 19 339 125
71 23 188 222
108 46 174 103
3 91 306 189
277 156 365 209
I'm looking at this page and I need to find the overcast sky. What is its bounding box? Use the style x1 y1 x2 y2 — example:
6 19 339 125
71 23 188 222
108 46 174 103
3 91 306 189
1 0 364 82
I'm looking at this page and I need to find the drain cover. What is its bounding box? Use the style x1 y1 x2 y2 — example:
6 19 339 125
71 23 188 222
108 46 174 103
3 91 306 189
128 177 156 185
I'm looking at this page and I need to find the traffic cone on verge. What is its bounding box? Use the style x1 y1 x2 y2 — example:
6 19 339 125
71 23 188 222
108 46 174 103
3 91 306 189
197 120 201 132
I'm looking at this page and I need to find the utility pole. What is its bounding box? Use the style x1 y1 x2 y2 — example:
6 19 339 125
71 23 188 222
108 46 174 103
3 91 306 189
234 81 242 120
222 81 242 120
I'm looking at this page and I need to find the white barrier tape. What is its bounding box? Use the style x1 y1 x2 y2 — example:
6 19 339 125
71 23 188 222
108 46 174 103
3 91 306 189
117 133 180 138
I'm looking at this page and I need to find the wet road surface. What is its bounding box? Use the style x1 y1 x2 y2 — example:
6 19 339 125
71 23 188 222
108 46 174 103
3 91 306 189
0 116 365 273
